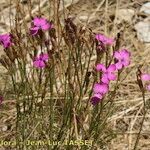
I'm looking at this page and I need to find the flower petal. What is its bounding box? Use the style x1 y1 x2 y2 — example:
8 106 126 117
42 23 50 30
40 53 49 61
93 83 101 93
122 59 130 67
93 82 109 94
95 34 114 45
100 83 109 94
33 17 41 26
107 64 116 72
0 34 12 48
101 74 109 84
141 74 150 81
33 60 45 68
96 64 106 72
30 27 39 35
106 38 114 45
108 73 116 81
95 34 104 41
115 62 123 70
114 51 121 59
33 17 47 26
90 94 103 105
121 49 131 58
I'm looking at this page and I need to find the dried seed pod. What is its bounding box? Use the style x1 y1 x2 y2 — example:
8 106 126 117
136 66 144 92
0 55 12 69
65 18 77 45
114 30 124 51
4 48 17 63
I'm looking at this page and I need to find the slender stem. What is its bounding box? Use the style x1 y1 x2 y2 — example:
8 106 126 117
133 90 146 150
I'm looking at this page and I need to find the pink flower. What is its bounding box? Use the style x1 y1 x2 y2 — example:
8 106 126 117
30 17 53 35
96 64 116 84
95 34 114 45
0 33 12 48
141 74 150 81
33 53 49 68
141 73 150 91
114 49 131 70
91 83 109 105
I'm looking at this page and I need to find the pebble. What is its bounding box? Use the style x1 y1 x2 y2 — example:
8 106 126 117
79 15 88 21
140 2 150 15
1 125 8 132
135 18 150 43
116 9 135 23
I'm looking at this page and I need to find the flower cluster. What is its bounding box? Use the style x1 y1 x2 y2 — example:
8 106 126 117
0 17 52 69
91 34 131 105
0 18 132 107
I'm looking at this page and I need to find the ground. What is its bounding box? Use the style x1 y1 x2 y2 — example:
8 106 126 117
0 0 150 149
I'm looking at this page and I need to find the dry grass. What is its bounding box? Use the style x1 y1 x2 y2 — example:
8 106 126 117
0 0 150 149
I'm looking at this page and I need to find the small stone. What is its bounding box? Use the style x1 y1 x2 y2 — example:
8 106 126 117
116 9 135 23
135 18 150 43
140 2 150 15
37 97 42 103
79 16 88 21
1 126 7 132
